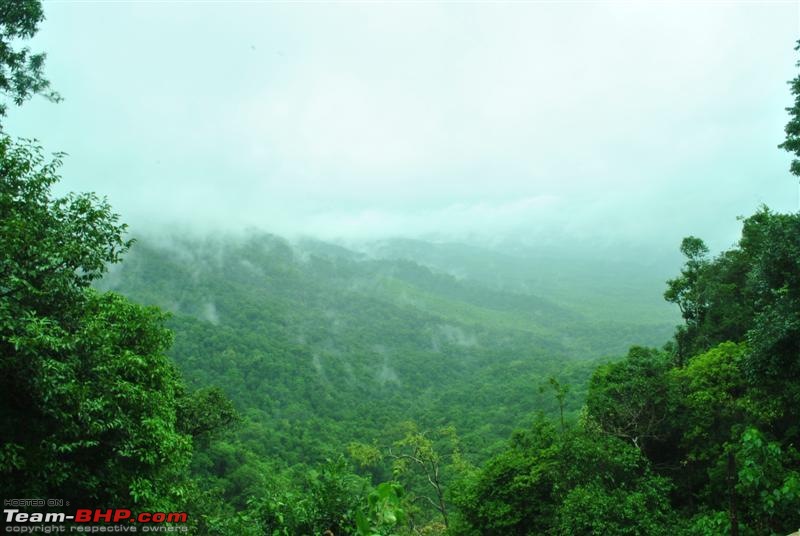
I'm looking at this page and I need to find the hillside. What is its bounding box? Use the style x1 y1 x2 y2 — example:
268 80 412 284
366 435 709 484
357 238 681 325
97 233 677 463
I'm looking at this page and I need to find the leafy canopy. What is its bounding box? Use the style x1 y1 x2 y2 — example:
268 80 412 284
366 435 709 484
0 136 190 509
0 0 60 119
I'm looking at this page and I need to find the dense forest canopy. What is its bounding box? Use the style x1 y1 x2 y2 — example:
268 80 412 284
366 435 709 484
2 1 800 535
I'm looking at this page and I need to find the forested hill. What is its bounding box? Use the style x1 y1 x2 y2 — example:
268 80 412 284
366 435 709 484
354 238 680 325
96 233 677 462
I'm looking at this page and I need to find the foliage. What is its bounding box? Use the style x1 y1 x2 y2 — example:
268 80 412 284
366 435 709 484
670 343 754 464
355 482 407 536
456 418 560 535
0 136 189 509
91 175 800 534
732 427 800 534
456 418 675 536
459 194 800 536
664 207 800 433
779 39 800 176
540 376 570 431
177 386 240 441
388 423 455 529
0 0 60 118
664 235 752 361
586 346 676 456
554 478 672 536
99 233 614 474
0 137 130 313
220 457 370 535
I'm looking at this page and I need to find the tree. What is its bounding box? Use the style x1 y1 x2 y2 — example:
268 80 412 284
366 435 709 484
664 236 711 361
355 481 408 536
388 423 452 530
664 209 800 432
664 236 709 325
670 343 753 463
242 457 370 536
779 39 800 177
0 136 191 508
730 427 800 534
456 419 560 536
586 346 675 455
0 137 130 312
176 386 239 442
457 418 675 536
737 210 800 378
0 0 60 119
540 376 570 432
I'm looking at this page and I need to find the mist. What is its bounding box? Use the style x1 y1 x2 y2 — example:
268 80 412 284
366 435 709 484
5 1 798 255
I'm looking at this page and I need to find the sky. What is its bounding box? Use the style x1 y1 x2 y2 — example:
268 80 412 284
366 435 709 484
6 1 800 253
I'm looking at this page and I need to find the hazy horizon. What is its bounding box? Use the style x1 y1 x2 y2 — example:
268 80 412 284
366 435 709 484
5 1 799 255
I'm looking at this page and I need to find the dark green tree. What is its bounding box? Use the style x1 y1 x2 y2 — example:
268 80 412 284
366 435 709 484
456 419 560 536
553 428 674 536
0 136 191 508
664 209 800 433
176 386 239 442
779 39 800 177
664 236 709 328
456 418 675 536
586 346 676 457
0 0 60 118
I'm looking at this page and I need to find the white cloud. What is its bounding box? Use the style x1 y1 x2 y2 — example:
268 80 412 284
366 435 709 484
5 1 798 251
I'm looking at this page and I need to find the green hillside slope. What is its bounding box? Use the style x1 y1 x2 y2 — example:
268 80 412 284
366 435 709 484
98 233 675 464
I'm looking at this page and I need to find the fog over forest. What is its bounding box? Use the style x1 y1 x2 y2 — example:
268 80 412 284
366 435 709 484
6 1 800 533
6 1 798 256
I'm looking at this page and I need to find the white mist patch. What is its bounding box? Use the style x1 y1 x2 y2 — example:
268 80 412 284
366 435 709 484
341 360 357 386
437 324 478 347
239 258 264 276
373 346 400 386
377 359 400 385
311 353 324 376
322 309 344 332
98 261 124 290
394 288 421 308
299 196 562 242
293 248 312 265
161 300 181 314
200 301 220 325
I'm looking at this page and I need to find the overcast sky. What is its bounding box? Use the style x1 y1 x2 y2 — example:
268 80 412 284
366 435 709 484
6 1 800 252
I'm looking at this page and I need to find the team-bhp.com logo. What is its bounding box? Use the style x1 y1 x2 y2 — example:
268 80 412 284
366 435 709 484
6 509 187 523
4 507 188 533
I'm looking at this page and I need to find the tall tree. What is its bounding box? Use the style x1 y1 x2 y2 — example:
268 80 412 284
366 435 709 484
0 137 191 508
780 40 800 177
